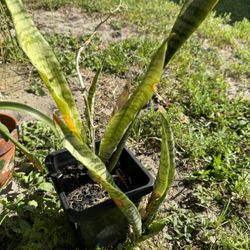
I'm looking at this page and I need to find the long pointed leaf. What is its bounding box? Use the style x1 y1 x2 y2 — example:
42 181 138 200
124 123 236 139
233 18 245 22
53 114 142 237
99 0 218 163
164 0 219 66
108 117 137 172
99 39 168 163
88 68 101 119
4 0 86 141
85 68 101 150
144 109 175 225
0 123 43 171
0 101 57 134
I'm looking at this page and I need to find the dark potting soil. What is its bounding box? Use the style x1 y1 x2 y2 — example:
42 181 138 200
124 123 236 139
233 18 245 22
60 164 134 211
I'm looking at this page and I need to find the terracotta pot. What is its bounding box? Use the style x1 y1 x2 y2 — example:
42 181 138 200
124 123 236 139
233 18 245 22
0 112 18 188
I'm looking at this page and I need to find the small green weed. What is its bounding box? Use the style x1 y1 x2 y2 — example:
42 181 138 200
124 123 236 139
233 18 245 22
18 120 61 165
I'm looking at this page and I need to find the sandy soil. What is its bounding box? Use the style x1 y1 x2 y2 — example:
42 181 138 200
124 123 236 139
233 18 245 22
32 6 137 43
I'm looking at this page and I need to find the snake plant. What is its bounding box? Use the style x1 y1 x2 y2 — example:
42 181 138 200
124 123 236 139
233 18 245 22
0 0 218 240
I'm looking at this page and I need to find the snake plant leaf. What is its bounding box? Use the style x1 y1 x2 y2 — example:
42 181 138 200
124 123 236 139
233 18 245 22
99 39 168 163
144 109 175 226
0 101 57 134
164 0 219 66
85 68 101 150
139 218 167 242
146 218 167 236
107 118 136 172
0 122 43 171
4 0 86 142
87 68 101 119
53 114 142 237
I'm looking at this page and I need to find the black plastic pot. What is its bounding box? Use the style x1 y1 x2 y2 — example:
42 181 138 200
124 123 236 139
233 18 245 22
45 147 154 249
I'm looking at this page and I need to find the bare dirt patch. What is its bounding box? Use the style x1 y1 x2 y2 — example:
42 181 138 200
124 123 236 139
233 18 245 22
227 77 250 100
31 6 137 43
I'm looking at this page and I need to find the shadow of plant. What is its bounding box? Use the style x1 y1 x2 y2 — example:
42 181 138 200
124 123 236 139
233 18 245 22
170 0 250 23
0 175 77 250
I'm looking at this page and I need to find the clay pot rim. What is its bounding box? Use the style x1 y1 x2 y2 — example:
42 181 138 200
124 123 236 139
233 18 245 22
0 112 18 128
0 112 18 156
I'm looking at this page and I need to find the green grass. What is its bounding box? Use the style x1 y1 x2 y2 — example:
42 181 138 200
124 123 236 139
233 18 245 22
0 0 250 249
44 33 157 76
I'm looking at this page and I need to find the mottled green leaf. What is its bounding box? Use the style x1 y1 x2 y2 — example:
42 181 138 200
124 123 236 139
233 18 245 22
144 108 175 225
85 68 101 150
4 0 86 142
164 0 219 66
0 101 56 134
99 39 168 163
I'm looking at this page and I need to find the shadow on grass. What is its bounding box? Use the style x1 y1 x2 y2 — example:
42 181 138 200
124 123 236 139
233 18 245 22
0 200 77 249
216 0 250 23
170 0 250 23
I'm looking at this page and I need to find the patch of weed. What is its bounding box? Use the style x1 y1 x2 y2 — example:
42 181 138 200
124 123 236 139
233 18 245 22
23 0 72 10
0 171 76 249
44 33 157 77
18 120 61 165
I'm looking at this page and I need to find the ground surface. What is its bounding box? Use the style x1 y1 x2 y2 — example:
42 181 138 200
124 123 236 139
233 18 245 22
0 1 249 249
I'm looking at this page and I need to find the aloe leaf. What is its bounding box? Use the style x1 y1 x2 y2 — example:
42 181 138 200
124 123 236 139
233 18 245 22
0 123 43 171
99 39 168 163
144 109 175 226
4 0 86 142
0 101 57 134
164 0 219 66
85 68 101 150
53 114 142 237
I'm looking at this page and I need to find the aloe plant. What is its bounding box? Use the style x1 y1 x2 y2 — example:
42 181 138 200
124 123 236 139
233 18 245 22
0 0 218 242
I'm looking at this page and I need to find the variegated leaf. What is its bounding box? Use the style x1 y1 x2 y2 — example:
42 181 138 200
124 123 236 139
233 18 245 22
0 101 57 134
144 108 175 226
164 0 219 66
99 39 168 163
4 0 86 142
